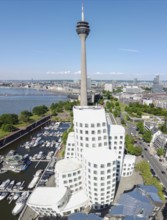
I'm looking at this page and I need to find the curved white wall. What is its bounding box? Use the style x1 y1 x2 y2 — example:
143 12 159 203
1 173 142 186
65 132 76 159
55 158 82 194
73 106 109 162
82 148 117 210
121 155 136 177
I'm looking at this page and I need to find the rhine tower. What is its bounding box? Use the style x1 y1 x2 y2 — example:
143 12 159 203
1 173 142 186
76 4 90 106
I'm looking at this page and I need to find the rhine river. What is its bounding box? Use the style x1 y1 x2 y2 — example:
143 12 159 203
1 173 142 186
0 87 68 115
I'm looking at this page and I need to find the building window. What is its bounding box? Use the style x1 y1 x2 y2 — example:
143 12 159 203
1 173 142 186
91 130 95 134
85 123 88 128
103 129 106 133
120 136 123 139
91 124 95 128
97 123 100 127
102 122 106 126
85 130 88 134
80 123 82 127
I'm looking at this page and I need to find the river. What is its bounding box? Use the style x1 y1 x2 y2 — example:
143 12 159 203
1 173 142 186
0 87 68 115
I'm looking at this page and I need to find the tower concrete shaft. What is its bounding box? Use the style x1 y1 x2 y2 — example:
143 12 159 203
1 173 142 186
76 6 90 106
80 34 88 106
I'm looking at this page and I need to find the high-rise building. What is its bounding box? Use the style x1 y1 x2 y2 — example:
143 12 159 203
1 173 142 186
152 74 164 93
27 3 136 217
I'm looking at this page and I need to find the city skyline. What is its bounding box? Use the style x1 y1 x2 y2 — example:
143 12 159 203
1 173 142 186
0 0 167 81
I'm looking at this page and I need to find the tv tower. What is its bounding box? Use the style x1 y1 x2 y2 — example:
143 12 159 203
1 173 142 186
76 2 90 106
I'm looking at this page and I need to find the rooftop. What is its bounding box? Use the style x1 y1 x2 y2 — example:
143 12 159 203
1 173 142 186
55 158 81 173
27 186 67 206
83 148 116 164
73 106 106 123
63 190 89 212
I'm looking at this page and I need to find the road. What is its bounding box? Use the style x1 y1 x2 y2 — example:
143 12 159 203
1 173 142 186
125 121 167 189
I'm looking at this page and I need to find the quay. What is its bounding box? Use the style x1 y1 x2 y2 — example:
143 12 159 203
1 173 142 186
0 115 51 150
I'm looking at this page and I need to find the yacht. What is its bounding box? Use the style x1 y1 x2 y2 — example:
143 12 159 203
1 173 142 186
13 192 21 200
0 179 10 190
12 191 29 216
0 192 9 201
13 181 21 190
6 180 15 190
28 169 43 189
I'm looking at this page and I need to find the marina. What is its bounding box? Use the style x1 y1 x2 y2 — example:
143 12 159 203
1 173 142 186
0 121 70 220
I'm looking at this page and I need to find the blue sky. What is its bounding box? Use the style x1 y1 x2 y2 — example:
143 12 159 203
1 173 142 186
0 0 167 81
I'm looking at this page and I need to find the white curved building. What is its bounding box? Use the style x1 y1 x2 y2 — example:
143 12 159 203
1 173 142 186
121 155 136 177
108 124 125 180
65 132 76 159
55 158 82 193
73 106 109 162
27 187 70 217
82 148 117 210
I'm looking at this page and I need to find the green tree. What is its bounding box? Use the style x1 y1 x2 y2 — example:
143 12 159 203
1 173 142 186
19 111 32 122
1 124 16 132
0 113 18 125
143 130 152 143
157 148 164 157
160 118 167 134
32 105 48 116
136 121 144 134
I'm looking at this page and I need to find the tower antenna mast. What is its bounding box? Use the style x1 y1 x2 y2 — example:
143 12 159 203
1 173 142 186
82 0 84 21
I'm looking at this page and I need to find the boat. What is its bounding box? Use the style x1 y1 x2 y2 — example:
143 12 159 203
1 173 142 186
0 192 9 201
13 181 21 190
6 180 15 190
28 169 43 189
7 192 14 200
13 192 21 200
0 179 10 190
12 191 29 216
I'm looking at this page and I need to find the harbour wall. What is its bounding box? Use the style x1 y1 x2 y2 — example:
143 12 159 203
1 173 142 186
0 115 51 149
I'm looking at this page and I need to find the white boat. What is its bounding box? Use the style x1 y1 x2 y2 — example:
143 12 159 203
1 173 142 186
12 191 29 216
13 192 21 200
13 181 21 190
0 192 9 200
28 169 43 189
6 180 15 190
7 192 14 200
0 179 10 190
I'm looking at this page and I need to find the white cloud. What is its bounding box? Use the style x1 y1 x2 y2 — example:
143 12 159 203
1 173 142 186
93 71 125 75
74 70 81 75
46 70 71 75
109 72 125 75
120 48 139 53
94 72 105 75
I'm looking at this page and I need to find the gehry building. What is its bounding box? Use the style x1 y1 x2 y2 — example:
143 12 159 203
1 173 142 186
27 4 136 218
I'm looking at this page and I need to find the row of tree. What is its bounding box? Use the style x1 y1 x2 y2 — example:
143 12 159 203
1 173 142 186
125 102 167 118
125 134 142 156
0 100 79 132
136 121 152 143
135 160 164 200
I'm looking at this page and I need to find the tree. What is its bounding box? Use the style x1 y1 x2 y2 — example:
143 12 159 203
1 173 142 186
136 121 144 134
160 118 167 134
0 113 18 125
1 124 16 132
19 111 32 122
32 105 48 116
143 130 152 143
157 148 164 157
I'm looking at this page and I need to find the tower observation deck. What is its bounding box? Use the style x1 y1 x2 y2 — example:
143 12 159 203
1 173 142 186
76 4 90 106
